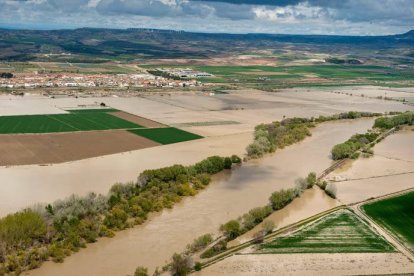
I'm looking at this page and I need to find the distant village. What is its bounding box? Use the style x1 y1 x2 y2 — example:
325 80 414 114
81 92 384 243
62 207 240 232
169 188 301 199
0 68 214 89
155 68 214 78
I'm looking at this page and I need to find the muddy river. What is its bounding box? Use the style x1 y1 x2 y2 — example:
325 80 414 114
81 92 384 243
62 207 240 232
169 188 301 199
27 118 373 276
228 187 340 247
0 132 252 216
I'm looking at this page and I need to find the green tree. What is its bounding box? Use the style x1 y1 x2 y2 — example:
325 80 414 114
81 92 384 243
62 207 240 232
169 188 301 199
134 266 148 276
325 183 337 199
103 207 128 229
306 172 317 188
220 220 241 240
170 253 192 276
194 262 202 271
186 234 213 253
262 220 275 234
230 155 242 164
331 143 353 160
269 189 296 210
0 210 46 250
223 157 232 169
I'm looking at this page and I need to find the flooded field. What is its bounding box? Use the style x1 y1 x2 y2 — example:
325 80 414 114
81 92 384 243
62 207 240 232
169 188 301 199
2 88 412 138
228 187 340 247
0 130 159 166
197 253 414 275
0 132 252 216
2 87 409 215
28 119 373 276
139 89 413 136
1 88 413 275
0 95 67 116
325 86 414 99
329 128 414 204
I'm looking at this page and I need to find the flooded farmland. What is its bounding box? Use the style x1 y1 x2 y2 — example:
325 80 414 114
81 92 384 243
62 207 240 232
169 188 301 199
329 128 414 204
0 132 252 216
28 118 373 276
228 187 340 247
197 253 414 275
2 89 411 216
1 90 413 275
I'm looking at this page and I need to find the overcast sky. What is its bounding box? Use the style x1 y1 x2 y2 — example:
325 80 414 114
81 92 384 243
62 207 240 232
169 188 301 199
0 0 413 35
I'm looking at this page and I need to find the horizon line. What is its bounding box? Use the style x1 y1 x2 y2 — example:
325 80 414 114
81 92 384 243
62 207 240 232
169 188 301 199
0 25 412 37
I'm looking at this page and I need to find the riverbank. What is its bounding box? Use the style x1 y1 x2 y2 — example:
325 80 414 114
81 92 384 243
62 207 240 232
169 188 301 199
27 118 374 276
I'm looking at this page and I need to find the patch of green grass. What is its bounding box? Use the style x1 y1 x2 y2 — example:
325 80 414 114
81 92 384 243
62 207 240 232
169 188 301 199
129 127 203 144
362 192 414 252
259 209 394 253
0 113 142 134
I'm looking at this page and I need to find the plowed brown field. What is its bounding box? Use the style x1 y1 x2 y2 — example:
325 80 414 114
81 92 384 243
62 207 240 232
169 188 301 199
111 111 166 128
0 130 159 166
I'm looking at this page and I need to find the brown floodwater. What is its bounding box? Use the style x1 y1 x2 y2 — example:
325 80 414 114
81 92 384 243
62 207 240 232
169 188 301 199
28 119 373 276
330 129 414 204
0 132 252 216
228 187 339 247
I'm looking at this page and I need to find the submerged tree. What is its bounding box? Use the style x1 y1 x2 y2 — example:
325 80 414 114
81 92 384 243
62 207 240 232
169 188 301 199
325 183 337 199
134 266 148 276
170 253 192 276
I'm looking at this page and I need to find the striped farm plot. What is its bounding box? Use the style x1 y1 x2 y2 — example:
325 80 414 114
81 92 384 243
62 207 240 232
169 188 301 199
0 108 204 165
0 112 142 134
363 192 414 253
259 209 395 254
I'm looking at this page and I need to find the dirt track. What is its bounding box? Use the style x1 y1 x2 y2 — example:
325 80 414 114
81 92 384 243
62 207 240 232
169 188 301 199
0 130 160 166
111 111 166 128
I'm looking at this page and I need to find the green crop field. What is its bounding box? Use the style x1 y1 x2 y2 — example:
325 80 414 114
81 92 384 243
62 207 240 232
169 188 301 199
259 209 394 254
0 112 142 134
206 65 410 81
363 192 414 252
0 110 203 146
129 127 203 144
139 64 414 89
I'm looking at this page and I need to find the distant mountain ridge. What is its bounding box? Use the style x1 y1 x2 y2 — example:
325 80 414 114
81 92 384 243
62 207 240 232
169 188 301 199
0 27 413 62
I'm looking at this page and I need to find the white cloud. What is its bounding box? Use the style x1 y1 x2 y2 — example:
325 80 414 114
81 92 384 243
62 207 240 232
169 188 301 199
0 0 412 35
253 3 330 23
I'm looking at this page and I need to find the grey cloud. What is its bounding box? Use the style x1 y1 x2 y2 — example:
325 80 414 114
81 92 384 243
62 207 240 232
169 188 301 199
198 1 255 20
193 0 414 23
94 0 254 20
96 0 174 17
190 0 303 6
95 0 214 18
47 0 90 12
0 0 412 35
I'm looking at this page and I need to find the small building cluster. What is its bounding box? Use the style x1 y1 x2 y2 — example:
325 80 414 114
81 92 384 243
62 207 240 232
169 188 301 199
0 72 202 89
156 68 214 78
